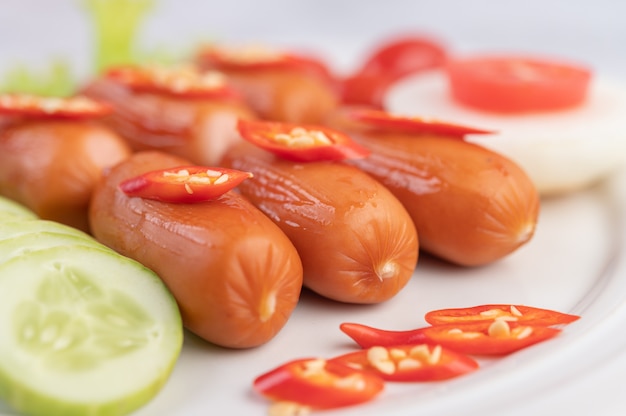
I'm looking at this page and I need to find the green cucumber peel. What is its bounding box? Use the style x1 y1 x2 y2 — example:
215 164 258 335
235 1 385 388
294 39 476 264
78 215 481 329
0 219 94 242
1 0 183 97
0 231 105 266
0 245 183 416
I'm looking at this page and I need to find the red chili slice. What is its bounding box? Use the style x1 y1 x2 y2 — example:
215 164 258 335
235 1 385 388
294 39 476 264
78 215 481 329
105 65 240 100
340 321 560 356
253 357 384 410
330 344 478 382
0 94 111 119
357 35 448 81
339 73 395 109
340 322 429 349
198 45 336 85
237 119 370 162
118 165 253 203
348 108 494 138
425 304 580 327
340 35 447 108
420 321 561 356
446 55 592 113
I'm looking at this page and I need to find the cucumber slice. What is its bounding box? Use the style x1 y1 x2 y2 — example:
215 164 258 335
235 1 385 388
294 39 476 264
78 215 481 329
0 219 93 242
0 245 183 416
0 232 105 266
0 197 37 221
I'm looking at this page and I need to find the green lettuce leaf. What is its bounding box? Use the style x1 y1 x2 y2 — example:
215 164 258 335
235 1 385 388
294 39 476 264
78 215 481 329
1 0 164 97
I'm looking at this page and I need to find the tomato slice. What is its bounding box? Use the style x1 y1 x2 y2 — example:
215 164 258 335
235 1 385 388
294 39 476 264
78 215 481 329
420 321 561 356
105 65 240 100
118 166 253 203
445 55 592 113
237 119 370 162
425 304 580 326
330 344 478 382
253 357 384 410
348 108 493 137
0 94 111 119
356 35 448 81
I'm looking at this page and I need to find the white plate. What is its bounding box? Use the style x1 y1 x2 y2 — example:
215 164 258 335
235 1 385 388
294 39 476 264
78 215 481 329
1 159 624 416
144 169 626 416
125 166 622 416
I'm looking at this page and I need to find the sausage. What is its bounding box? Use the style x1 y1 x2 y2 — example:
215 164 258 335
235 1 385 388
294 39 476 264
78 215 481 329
325 109 540 266
82 68 257 166
196 46 339 123
221 141 418 304
0 118 131 232
89 150 303 348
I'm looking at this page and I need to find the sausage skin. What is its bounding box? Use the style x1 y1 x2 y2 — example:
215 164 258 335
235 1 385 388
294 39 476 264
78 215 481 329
221 142 419 304
0 119 131 232
83 77 256 166
89 151 303 348
196 55 338 124
325 113 540 266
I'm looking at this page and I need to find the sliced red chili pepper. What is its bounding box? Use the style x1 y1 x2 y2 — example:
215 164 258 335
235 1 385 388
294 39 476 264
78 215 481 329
105 65 240 100
198 45 336 85
340 35 447 109
0 94 111 119
253 357 384 410
237 119 370 162
340 322 429 349
348 108 493 138
425 304 580 327
420 321 561 356
341 321 560 356
339 73 395 109
356 35 448 82
330 344 478 382
118 165 253 203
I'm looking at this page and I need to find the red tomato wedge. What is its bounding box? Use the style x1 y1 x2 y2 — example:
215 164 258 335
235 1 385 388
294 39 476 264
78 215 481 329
105 65 240 100
348 108 494 137
425 304 580 327
446 55 592 113
118 166 253 203
236 119 370 162
330 344 478 382
420 321 561 356
357 35 448 81
253 358 384 410
0 94 111 119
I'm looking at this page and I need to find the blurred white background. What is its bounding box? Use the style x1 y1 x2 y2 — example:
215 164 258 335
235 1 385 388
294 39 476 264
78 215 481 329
1 2 626 415
1 0 624 80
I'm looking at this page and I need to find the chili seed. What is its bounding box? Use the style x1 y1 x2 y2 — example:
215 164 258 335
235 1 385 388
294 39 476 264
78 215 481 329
428 345 442 365
513 326 533 339
334 373 367 390
397 357 422 371
488 318 511 338
510 305 523 317
268 401 311 416
214 174 229 185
